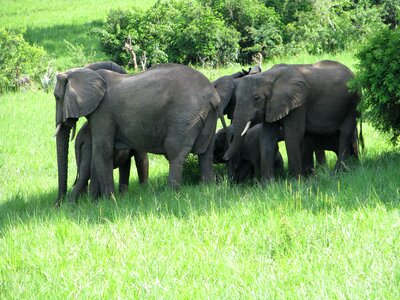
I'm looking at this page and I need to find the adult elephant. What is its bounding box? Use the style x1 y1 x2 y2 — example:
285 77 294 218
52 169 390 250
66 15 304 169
54 63 220 204
223 60 360 180
71 122 149 201
69 61 149 202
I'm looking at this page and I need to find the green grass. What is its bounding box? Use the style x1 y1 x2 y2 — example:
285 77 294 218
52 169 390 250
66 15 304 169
1 83 400 298
0 0 157 69
1 1 400 298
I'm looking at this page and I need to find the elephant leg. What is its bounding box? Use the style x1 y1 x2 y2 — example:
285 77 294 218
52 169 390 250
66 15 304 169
301 135 316 176
233 160 253 183
336 111 357 171
315 149 327 166
71 178 88 203
167 149 191 188
350 128 359 160
260 122 280 182
70 144 91 202
89 161 101 200
195 110 218 184
283 106 306 178
198 146 215 184
118 158 131 194
274 148 284 177
133 151 149 184
90 141 115 198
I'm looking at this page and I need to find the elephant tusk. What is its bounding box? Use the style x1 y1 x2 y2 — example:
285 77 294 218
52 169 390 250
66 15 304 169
241 121 251 136
53 123 62 137
70 125 76 141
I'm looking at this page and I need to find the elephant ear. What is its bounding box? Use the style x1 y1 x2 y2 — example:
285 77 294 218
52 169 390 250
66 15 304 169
213 76 235 112
265 68 308 123
62 68 106 122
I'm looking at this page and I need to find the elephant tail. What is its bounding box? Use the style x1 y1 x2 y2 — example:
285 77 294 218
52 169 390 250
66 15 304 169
357 112 365 152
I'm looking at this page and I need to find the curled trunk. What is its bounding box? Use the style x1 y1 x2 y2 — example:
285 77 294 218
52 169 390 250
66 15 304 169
55 124 71 206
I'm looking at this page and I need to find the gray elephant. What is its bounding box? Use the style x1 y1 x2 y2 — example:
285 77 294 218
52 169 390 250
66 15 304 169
71 122 149 200
85 61 127 74
223 60 360 181
69 60 149 202
214 124 283 183
54 63 220 204
213 65 262 120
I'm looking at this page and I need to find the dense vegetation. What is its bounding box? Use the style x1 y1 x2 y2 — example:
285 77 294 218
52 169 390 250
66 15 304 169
0 29 50 94
352 26 400 144
97 0 396 66
0 0 400 298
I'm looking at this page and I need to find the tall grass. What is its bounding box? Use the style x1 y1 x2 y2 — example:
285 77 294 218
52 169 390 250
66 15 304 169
1 1 399 298
1 83 399 298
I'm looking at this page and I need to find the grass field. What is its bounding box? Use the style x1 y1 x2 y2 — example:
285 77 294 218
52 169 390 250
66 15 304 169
1 0 400 298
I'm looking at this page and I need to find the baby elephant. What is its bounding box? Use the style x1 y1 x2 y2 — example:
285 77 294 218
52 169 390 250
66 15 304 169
71 122 149 201
214 124 284 183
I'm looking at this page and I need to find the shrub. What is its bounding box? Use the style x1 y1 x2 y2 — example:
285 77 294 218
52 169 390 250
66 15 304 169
0 28 49 94
96 1 240 67
352 27 400 143
200 0 284 62
284 1 384 55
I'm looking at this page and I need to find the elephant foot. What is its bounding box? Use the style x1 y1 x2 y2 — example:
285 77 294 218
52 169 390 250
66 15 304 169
200 172 215 184
54 197 63 208
260 176 275 186
119 184 128 194
334 160 350 173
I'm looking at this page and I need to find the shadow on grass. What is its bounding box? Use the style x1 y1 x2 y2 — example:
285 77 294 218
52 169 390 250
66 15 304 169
24 21 106 66
1 150 399 232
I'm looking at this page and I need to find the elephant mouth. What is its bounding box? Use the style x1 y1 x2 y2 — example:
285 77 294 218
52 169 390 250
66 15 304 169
54 118 78 140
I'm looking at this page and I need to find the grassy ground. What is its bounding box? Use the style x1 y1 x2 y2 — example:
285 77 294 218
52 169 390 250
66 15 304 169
0 0 157 69
1 1 400 298
1 81 400 299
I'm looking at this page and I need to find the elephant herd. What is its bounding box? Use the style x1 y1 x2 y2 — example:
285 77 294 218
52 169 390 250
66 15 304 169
53 60 361 206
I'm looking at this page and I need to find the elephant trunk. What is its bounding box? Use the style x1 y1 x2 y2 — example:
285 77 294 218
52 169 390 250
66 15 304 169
55 123 71 206
223 119 248 161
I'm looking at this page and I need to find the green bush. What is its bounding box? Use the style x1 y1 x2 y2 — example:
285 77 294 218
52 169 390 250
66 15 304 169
200 0 284 61
96 0 240 67
284 1 384 55
353 27 400 143
0 28 49 94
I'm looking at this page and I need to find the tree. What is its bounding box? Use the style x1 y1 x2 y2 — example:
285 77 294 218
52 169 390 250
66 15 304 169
352 27 400 143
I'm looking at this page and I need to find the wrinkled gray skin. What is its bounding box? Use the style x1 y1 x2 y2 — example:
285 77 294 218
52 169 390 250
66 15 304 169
302 128 359 175
213 65 327 169
213 65 262 121
69 61 149 202
85 61 127 74
214 124 283 183
54 63 219 204
71 122 149 201
224 60 360 181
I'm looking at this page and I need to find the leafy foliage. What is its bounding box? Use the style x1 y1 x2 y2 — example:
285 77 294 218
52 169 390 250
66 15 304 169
353 27 400 143
97 0 392 66
96 0 240 67
284 0 385 55
0 28 50 94
200 0 284 61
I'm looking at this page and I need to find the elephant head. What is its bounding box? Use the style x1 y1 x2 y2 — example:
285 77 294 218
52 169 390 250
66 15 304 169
213 65 262 120
53 68 106 205
223 66 308 160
